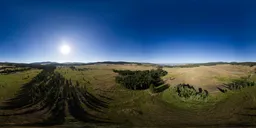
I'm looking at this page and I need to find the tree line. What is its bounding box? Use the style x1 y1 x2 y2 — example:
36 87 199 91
113 68 168 90
69 66 92 71
0 67 31 74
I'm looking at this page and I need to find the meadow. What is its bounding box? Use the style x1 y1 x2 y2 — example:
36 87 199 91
0 63 256 127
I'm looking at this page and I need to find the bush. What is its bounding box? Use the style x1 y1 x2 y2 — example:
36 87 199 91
218 77 256 92
113 68 168 90
176 84 208 99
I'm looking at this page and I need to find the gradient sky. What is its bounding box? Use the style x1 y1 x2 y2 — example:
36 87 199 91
0 0 255 63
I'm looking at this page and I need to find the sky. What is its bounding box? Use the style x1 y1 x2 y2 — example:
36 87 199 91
0 0 255 63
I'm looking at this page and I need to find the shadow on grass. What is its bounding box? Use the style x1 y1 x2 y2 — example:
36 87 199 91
239 114 256 117
154 84 169 93
0 70 112 126
245 107 256 110
98 94 114 101
236 107 256 118
217 87 227 93
184 123 256 127
0 70 53 110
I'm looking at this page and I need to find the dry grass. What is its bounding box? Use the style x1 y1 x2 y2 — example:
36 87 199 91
56 67 116 91
57 64 157 91
163 64 255 92
58 64 255 93
1 64 256 127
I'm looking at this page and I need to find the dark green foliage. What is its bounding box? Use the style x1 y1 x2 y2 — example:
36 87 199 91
218 78 256 93
0 67 31 74
176 84 208 99
70 66 76 70
0 63 57 70
198 88 202 93
113 68 168 90
229 62 256 67
0 67 12 70
69 66 91 71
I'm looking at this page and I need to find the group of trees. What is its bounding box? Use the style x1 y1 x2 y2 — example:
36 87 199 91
0 67 31 74
1 63 57 70
229 62 256 67
0 66 13 70
69 66 91 71
113 68 168 90
0 64 57 75
176 84 209 99
218 78 256 93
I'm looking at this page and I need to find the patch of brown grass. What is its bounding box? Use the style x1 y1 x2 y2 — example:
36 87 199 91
163 64 254 92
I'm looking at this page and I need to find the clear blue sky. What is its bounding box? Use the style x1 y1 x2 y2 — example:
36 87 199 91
0 0 255 63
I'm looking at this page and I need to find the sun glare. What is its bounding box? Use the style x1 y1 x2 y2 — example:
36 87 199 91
60 45 71 55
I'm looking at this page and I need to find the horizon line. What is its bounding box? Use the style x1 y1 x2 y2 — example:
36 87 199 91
1 61 256 64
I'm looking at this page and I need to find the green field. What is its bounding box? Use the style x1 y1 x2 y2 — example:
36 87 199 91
0 69 41 102
0 64 256 127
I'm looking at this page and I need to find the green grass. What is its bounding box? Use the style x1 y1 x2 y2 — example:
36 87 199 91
162 86 227 109
56 67 117 94
1 64 256 127
214 76 231 82
54 65 256 126
0 69 41 102
161 85 256 125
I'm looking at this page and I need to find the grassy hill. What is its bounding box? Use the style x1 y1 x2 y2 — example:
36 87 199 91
0 63 256 127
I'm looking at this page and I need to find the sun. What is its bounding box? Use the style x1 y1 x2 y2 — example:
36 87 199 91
60 45 71 55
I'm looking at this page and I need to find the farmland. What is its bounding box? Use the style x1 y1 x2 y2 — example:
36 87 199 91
0 63 256 127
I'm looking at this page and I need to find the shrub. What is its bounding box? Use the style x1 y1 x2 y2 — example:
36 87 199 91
218 77 256 93
176 84 208 99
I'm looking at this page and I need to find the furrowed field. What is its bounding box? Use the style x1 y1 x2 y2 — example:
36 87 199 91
0 63 256 127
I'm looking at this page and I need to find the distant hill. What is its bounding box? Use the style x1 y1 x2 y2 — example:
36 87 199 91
83 61 155 65
30 61 59 65
164 62 256 68
1 61 256 67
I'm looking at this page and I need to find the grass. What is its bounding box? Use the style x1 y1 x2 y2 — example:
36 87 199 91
1 64 256 127
55 64 256 126
55 67 117 94
162 86 227 109
0 69 41 102
213 76 234 82
161 85 256 125
163 64 254 92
